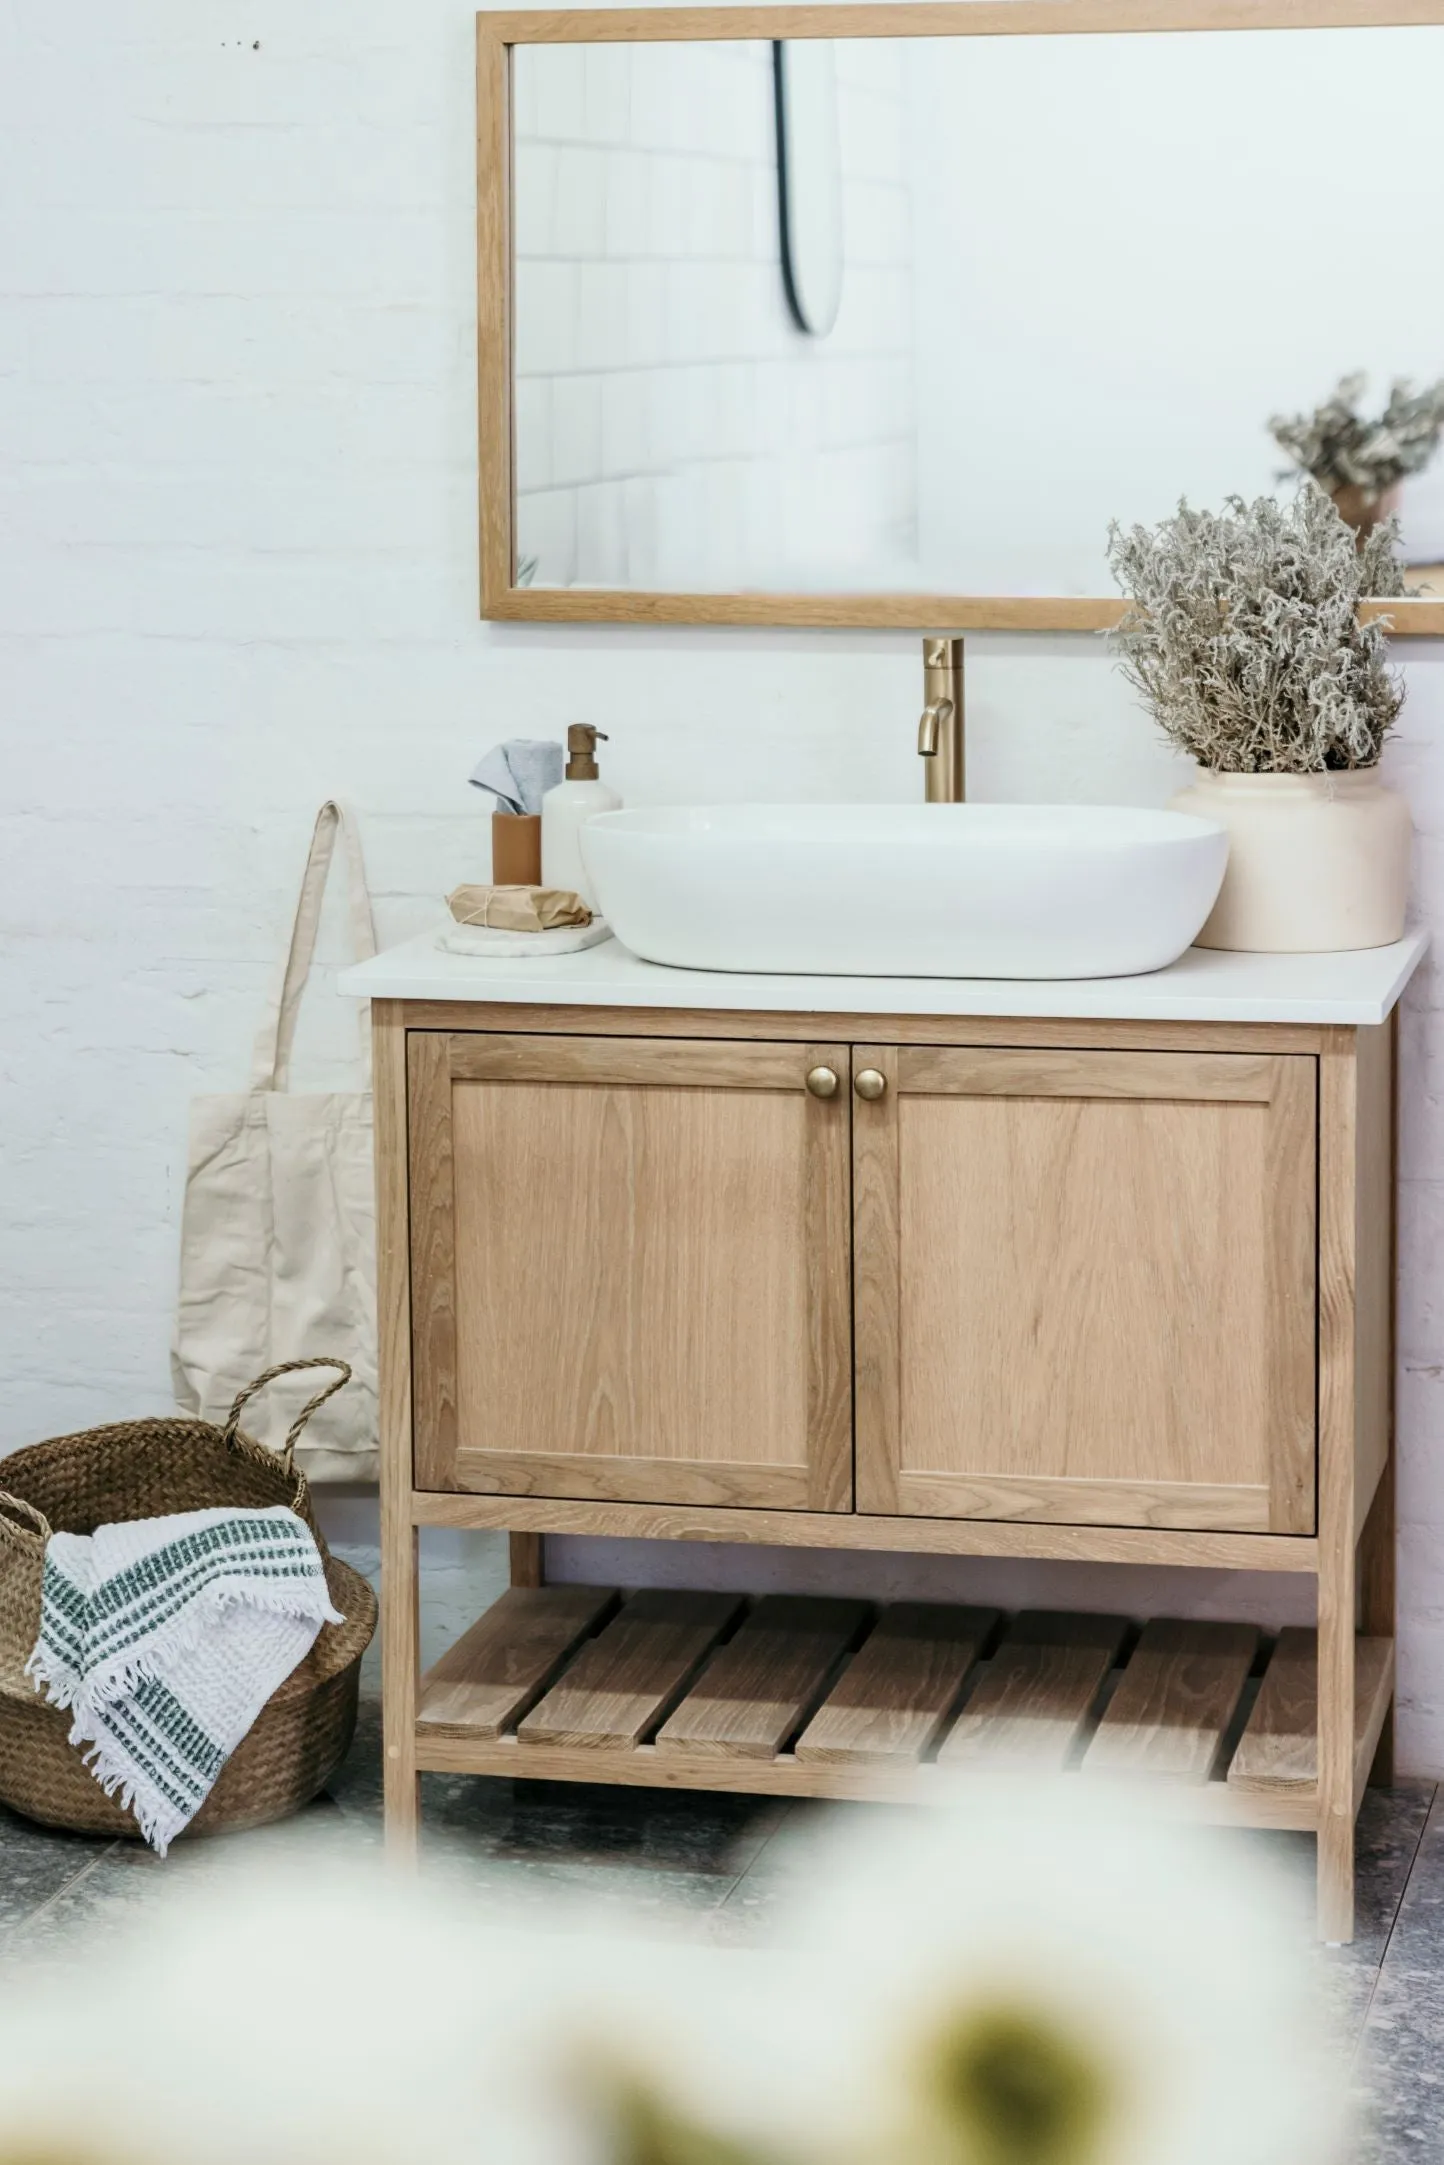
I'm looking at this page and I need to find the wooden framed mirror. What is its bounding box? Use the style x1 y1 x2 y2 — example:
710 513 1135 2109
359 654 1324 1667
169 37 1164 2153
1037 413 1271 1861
477 1 1444 632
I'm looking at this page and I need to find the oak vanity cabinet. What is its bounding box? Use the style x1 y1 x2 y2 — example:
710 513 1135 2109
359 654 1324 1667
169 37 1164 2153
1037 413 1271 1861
405 1032 853 1510
375 990 1404 1944
407 1029 1318 1537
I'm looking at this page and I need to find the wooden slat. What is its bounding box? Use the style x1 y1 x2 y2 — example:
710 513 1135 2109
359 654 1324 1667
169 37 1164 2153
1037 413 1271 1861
517 1590 743 1749
937 1612 1129 1771
1080 1619 1258 1782
795 1603 998 1766
416 1586 618 1740
1228 1630 1394 1794
655 1596 870 1760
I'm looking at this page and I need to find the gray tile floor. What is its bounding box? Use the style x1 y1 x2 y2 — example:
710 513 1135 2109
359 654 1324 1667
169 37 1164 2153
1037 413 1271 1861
2 1703 1441 2157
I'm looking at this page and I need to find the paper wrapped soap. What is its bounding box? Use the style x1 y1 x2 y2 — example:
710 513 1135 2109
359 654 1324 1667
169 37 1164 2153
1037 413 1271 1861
446 884 593 932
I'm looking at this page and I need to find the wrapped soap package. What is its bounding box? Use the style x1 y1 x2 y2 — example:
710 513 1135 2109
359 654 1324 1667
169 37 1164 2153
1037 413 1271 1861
446 884 592 932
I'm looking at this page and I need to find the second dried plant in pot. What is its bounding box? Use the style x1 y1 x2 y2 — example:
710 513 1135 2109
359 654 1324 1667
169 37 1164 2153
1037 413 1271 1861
1107 490 1411 953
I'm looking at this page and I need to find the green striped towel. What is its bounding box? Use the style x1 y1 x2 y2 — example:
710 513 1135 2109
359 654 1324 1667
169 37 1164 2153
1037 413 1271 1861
26 1506 343 1854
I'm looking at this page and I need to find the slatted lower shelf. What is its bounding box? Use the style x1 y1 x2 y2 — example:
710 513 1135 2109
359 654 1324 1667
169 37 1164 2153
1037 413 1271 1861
415 1588 1394 1833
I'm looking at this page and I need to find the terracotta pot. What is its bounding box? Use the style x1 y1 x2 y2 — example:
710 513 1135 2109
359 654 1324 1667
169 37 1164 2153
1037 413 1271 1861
1329 479 1403 538
1167 770 1410 952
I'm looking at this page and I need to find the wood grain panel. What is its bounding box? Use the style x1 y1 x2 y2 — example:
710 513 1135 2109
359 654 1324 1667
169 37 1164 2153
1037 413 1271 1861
1353 1020 1396 1536
1080 1619 1257 1782
1264 1055 1318 1533
518 1590 742 1747
509 1532 544 1588
411 1490 1322 1571
446 1034 810 1090
394 1004 1336 1055
479 5 1444 48
414 1729 1317 1826
852 1044 901 1514
879 1474 1271 1532
1228 1629 1394 1797
1356 1009 1399 1800
655 1596 870 1759
453 1449 814 1508
407 1031 459 1491
480 584 1444 639
1318 1046 1362 1940
375 1004 422 1848
417 1585 618 1738
936 1613 1128 1770
476 10 511 614
436 1036 851 1510
796 1603 997 1764
857 1047 1316 1532
896 1047 1278 1101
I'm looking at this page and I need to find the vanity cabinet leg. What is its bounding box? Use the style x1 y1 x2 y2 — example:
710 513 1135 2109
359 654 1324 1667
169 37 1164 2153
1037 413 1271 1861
1360 1012 1399 1789
1316 1538 1356 1943
375 999 422 1856
382 1517 421 1858
510 1532 545 1589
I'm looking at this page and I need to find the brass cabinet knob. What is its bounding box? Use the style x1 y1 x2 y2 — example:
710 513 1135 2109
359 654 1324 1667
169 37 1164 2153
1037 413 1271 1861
854 1068 887 1102
805 1065 839 1099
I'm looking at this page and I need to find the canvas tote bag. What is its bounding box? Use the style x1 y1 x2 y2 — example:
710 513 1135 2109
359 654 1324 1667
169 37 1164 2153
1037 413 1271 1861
172 803 380 1482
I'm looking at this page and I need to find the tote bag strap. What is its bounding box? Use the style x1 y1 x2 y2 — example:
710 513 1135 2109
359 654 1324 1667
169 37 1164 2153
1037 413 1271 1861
250 802 378 1092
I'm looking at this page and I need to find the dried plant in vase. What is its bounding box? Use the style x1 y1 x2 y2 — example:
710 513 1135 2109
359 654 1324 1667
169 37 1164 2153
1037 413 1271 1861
1270 371 1444 535
1106 491 1412 954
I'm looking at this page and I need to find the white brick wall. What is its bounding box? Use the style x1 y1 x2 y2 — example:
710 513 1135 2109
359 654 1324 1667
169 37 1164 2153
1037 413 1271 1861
512 37 917 588
5 2 1444 1768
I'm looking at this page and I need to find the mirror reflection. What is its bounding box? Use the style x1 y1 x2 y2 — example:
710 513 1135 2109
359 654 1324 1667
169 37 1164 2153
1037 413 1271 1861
510 28 1444 600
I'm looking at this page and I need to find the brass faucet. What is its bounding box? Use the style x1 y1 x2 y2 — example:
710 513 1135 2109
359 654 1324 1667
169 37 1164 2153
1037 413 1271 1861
918 636 965 803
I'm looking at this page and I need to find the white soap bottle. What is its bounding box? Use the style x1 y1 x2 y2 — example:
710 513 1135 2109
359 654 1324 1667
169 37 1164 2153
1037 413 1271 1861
541 725 620 910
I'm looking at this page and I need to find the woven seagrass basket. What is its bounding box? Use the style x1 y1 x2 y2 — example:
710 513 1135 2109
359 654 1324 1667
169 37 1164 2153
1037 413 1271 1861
0 1360 377 1841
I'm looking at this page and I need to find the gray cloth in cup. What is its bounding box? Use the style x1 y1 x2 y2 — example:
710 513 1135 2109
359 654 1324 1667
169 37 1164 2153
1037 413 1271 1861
469 739 564 817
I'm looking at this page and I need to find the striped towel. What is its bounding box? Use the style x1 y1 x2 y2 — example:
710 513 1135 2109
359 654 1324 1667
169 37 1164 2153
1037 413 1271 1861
26 1507 343 1855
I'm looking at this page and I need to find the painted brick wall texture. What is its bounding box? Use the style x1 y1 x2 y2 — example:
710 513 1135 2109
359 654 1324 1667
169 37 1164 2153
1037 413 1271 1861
5 2 1444 1767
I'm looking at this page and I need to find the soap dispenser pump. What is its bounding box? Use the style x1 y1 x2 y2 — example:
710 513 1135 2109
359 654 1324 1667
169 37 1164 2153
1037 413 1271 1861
541 724 621 909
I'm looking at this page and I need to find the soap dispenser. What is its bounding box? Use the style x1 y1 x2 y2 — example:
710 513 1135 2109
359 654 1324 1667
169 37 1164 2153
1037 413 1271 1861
541 725 620 909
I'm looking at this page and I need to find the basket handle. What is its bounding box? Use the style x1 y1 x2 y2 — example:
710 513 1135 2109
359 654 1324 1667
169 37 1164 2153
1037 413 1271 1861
222 1359 353 1472
0 1491 51 1553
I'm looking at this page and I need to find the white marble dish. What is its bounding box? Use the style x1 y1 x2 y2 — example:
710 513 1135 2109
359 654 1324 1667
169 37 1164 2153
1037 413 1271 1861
436 917 612 959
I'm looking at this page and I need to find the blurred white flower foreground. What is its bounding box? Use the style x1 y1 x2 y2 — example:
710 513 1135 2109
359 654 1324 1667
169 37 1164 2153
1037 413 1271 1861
0 1782 1342 2165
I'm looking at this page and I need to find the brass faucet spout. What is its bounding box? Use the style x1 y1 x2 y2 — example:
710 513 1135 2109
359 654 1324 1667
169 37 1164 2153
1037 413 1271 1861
918 697 954 757
919 638 965 802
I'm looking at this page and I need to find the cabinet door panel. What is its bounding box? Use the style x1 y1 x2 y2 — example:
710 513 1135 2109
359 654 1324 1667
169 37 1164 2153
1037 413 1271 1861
854 1045 1316 1534
409 1033 852 1510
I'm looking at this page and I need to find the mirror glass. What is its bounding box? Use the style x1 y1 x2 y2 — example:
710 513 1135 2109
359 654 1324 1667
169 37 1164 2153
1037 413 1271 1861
510 28 1444 598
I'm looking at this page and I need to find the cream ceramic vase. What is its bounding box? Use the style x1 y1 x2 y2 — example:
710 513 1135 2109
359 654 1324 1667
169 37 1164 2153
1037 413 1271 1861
1168 770 1411 952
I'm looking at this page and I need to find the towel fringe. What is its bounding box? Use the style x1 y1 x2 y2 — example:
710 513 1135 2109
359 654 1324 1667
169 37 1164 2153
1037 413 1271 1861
25 1506 342 1856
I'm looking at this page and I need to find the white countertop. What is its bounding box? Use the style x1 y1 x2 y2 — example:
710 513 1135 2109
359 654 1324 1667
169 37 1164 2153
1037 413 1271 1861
339 926 1429 1026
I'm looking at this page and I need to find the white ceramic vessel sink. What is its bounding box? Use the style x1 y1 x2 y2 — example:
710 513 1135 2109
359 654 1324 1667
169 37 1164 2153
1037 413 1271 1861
582 804 1228 980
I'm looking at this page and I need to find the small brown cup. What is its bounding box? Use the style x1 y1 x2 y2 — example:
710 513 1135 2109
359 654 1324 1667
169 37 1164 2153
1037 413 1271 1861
491 811 542 886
